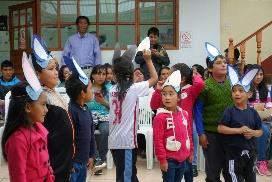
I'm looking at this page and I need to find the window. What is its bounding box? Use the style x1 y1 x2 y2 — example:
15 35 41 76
39 0 178 50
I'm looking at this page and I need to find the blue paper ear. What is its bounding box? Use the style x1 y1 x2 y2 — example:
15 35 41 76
63 56 89 85
32 34 53 69
205 42 221 62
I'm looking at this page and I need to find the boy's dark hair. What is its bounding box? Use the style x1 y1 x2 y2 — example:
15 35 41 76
171 63 192 85
76 16 90 25
1 83 33 161
65 74 88 102
248 64 268 102
158 66 170 77
225 48 240 60
206 55 225 69
147 27 159 37
1 60 14 69
113 57 134 100
192 64 205 78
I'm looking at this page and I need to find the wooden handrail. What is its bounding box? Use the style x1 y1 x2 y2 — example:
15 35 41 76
234 20 272 48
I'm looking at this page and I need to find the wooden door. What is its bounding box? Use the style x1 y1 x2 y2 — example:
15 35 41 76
9 1 37 77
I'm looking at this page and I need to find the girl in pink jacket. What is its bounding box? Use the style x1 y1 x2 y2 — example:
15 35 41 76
153 71 192 182
1 53 54 182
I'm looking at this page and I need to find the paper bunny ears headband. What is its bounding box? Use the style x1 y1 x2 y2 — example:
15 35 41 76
162 70 181 93
228 65 259 92
32 34 53 69
205 42 222 62
22 52 43 100
63 56 89 85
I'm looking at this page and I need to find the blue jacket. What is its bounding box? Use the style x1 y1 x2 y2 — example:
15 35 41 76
69 101 95 164
0 76 20 99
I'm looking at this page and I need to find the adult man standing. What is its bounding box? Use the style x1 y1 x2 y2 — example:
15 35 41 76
135 27 170 80
63 16 101 77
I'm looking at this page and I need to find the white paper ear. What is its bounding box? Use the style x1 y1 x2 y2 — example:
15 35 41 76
205 42 221 60
33 37 53 61
241 68 259 87
72 57 89 85
163 70 181 92
137 37 150 52
22 52 42 92
227 65 239 86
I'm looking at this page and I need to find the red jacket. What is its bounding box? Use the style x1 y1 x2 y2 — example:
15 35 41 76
150 74 204 155
153 107 192 164
5 122 54 182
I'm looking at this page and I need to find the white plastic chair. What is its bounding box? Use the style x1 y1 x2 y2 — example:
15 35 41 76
137 95 154 169
0 91 11 165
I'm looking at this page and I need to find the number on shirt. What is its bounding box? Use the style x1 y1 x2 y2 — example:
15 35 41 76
112 99 122 124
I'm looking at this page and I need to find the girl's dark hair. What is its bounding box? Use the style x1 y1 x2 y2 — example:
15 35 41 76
158 66 170 77
1 83 33 161
104 63 113 71
58 65 69 82
248 64 268 102
192 64 205 78
113 57 134 100
171 63 192 85
134 68 144 74
206 55 225 69
90 64 107 96
65 74 88 102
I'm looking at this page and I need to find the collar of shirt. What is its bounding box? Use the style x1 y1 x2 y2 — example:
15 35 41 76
77 32 88 39
70 100 88 111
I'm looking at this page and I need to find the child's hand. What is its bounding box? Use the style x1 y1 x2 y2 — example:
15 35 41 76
156 80 164 90
243 128 256 139
239 126 250 134
151 49 160 57
199 134 209 149
143 49 152 62
160 162 168 172
95 93 106 103
87 158 94 170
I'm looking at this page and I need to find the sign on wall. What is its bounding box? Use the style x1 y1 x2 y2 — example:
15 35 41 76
0 16 8 31
180 31 192 48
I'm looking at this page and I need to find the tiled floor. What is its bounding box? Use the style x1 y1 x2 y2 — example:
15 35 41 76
1 159 271 182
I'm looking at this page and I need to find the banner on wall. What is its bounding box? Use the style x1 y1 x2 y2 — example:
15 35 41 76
0 16 8 31
180 31 192 48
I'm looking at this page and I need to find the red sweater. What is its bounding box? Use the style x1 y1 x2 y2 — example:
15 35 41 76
153 108 192 164
150 74 204 155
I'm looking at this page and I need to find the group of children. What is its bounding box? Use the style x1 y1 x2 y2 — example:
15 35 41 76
0 34 271 182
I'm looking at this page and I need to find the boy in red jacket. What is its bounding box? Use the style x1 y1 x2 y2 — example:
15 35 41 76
153 71 192 182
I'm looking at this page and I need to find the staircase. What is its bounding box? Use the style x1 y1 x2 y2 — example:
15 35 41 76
227 20 272 81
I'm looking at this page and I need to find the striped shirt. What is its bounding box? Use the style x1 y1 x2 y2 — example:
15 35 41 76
108 81 149 149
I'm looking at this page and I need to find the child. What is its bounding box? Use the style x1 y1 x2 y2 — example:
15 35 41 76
0 60 21 100
104 63 114 84
87 64 110 175
133 68 145 83
153 70 192 182
64 56 95 181
198 42 233 181
58 65 72 87
109 48 158 181
31 35 74 181
218 66 262 181
1 52 54 182
248 64 271 176
151 63 204 182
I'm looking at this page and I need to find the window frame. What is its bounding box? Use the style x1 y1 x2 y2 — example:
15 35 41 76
37 0 179 50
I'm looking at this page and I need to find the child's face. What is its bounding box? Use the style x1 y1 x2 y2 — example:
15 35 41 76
162 86 179 111
232 85 250 106
149 33 158 45
92 69 106 85
82 81 93 103
106 68 113 82
210 57 227 76
26 92 48 123
63 67 72 81
253 69 263 86
1 66 14 81
38 59 59 89
160 69 170 82
133 70 144 83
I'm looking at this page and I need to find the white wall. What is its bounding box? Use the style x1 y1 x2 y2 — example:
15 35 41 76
52 0 221 68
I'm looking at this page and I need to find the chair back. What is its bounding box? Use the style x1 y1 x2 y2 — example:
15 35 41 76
138 95 153 127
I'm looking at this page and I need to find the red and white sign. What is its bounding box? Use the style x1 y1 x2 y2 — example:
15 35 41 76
180 31 192 48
